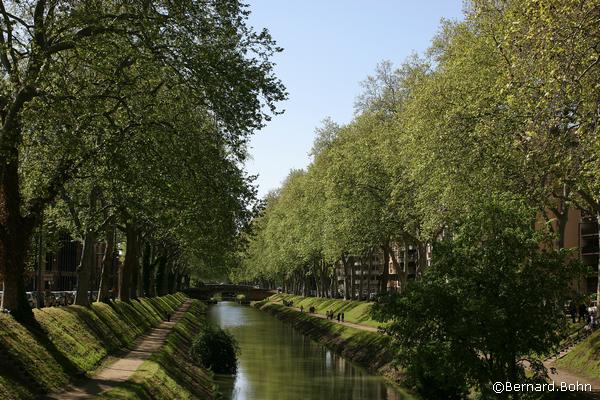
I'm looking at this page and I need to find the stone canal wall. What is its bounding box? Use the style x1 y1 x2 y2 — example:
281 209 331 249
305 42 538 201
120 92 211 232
255 301 405 386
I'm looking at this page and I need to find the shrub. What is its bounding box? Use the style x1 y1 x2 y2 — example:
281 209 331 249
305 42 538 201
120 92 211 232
189 325 239 374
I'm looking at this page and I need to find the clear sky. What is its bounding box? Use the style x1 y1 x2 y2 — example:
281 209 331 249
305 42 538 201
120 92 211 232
245 1 465 198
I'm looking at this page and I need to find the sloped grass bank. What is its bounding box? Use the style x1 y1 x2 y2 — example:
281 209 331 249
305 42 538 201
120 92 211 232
0 293 186 399
555 329 600 379
256 301 408 391
100 300 217 400
268 293 380 327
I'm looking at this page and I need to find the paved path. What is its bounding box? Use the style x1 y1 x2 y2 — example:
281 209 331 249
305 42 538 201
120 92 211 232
46 299 192 399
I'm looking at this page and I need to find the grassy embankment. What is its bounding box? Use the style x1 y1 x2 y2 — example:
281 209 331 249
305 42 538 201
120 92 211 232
255 298 411 396
267 293 381 327
556 328 600 379
0 293 195 399
99 300 217 399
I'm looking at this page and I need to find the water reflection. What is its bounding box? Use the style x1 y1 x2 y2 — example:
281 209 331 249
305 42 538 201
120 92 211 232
208 302 411 400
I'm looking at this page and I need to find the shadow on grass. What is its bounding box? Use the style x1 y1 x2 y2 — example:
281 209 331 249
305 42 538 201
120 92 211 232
63 307 121 352
0 317 85 397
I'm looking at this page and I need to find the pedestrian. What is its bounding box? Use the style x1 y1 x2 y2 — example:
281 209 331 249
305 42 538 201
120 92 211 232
300 305 304 312
569 301 577 324
341 313 344 322
337 313 340 322
167 312 171 322
579 303 588 323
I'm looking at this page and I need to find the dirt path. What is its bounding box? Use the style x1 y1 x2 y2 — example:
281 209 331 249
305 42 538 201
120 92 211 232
46 299 192 399
544 356 600 397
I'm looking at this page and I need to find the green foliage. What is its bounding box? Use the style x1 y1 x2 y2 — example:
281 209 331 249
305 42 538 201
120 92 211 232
373 197 581 399
0 0 286 314
190 325 239 374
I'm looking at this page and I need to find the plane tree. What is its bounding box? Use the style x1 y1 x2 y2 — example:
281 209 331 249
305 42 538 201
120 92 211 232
0 0 285 320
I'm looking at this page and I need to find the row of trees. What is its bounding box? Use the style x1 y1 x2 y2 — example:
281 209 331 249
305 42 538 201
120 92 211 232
0 1 285 321
236 0 600 302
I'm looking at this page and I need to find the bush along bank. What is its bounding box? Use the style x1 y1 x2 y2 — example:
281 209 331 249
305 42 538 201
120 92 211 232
100 300 218 400
0 293 186 400
255 301 407 388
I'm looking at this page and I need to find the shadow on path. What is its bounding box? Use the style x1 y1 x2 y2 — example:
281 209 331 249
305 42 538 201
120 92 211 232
45 300 192 399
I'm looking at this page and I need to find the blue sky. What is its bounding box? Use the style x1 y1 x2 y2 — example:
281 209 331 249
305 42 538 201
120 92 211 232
246 1 464 198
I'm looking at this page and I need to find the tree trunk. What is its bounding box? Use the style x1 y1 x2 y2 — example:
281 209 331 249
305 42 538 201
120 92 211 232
313 259 320 297
74 229 96 306
555 209 568 250
165 260 175 294
366 249 373 299
0 157 35 321
399 238 410 292
341 254 350 300
148 259 157 297
155 255 168 296
320 259 327 298
416 241 427 278
74 187 100 306
119 222 138 301
171 268 179 293
389 244 400 292
597 212 600 318
97 222 115 302
132 233 143 299
380 243 390 293
142 241 152 297
36 215 45 293
358 255 364 300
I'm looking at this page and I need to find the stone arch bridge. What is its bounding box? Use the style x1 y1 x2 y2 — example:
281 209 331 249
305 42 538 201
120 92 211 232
184 284 275 302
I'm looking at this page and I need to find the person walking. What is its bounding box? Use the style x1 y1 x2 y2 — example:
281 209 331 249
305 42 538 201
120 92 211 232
341 313 344 322
569 301 577 324
579 302 588 323
337 313 340 322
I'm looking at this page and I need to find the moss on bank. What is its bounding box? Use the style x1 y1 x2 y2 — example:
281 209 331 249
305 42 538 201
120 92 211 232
0 293 186 399
99 300 217 400
268 293 381 327
256 301 408 390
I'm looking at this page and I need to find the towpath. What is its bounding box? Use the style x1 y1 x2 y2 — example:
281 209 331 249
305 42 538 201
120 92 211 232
272 299 600 397
271 300 379 332
46 299 192 399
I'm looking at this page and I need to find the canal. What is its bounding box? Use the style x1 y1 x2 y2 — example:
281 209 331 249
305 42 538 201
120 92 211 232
207 301 411 400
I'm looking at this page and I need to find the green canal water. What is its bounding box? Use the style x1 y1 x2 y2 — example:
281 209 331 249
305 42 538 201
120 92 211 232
208 301 410 400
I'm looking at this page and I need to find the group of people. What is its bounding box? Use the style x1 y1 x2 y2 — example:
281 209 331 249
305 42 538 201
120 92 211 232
326 310 344 322
569 300 597 330
282 299 294 307
299 305 316 313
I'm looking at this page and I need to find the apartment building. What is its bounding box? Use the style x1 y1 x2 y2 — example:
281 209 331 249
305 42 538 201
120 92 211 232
334 207 599 299
28 233 120 293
